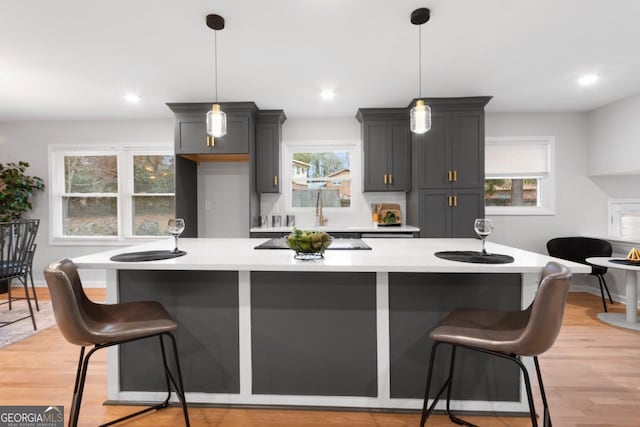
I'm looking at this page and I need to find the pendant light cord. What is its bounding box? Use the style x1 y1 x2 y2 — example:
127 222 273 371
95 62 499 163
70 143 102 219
418 24 422 99
214 29 218 103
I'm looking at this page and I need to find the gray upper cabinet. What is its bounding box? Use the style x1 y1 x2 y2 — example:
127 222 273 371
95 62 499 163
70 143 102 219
357 109 411 192
418 105 486 189
256 110 286 193
167 103 257 155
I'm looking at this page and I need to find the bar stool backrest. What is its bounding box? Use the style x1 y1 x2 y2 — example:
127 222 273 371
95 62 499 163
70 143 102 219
0 219 39 279
518 261 572 356
547 237 612 273
44 258 101 347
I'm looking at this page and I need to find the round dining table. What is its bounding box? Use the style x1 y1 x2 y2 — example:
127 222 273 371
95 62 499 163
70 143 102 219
587 256 640 331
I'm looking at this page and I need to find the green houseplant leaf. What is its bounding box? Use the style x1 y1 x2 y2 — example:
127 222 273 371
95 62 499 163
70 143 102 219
0 161 45 222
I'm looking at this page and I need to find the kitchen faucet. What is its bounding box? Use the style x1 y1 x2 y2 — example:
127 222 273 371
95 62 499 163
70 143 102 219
315 190 327 226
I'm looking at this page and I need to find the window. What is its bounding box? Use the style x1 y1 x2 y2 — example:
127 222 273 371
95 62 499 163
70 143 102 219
485 137 555 215
49 144 174 243
609 199 640 240
290 151 352 208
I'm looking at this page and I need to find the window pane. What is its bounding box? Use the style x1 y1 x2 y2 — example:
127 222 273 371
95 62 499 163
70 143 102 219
134 155 175 193
63 196 117 236
291 152 351 208
485 178 538 207
133 196 175 236
65 156 117 193
620 212 640 239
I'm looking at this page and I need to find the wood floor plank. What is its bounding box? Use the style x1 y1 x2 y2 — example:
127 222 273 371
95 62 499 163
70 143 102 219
1 289 639 426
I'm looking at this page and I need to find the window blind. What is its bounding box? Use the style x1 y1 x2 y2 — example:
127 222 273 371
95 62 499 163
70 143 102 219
485 141 550 177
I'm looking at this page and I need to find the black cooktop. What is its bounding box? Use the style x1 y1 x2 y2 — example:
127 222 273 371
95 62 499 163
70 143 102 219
254 237 372 250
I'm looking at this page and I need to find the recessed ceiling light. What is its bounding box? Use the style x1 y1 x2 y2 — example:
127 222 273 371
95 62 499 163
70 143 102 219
124 93 141 103
577 74 599 86
320 89 336 100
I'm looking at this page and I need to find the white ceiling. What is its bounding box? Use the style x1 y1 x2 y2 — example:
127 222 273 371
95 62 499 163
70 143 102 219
2 0 640 121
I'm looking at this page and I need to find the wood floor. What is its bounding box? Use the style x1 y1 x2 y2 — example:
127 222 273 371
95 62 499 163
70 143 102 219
1 289 639 426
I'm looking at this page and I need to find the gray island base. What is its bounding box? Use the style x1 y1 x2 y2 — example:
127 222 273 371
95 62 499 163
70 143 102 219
72 238 589 414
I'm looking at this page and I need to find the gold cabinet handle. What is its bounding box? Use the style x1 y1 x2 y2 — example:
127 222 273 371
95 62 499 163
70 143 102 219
447 170 452 182
274 175 278 186
448 196 452 207
384 174 388 184
453 196 458 207
453 170 458 182
206 135 215 147
389 174 393 184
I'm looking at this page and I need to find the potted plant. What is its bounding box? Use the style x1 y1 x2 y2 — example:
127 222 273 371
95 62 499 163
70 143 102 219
0 161 45 222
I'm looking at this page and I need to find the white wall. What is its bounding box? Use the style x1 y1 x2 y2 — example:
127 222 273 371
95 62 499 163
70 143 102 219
260 117 407 228
586 92 640 308
485 113 624 297
0 120 173 286
588 92 640 176
486 112 609 250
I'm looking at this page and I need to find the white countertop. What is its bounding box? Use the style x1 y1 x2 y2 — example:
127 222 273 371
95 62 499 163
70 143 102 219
72 237 590 274
250 225 420 233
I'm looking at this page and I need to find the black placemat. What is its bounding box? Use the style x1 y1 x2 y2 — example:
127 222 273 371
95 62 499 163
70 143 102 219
435 250 514 264
110 250 187 262
610 259 640 267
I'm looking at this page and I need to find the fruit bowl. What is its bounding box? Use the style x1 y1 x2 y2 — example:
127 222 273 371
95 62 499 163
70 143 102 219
286 229 333 260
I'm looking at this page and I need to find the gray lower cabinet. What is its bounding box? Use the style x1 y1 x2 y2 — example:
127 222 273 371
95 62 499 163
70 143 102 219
357 109 411 192
256 110 286 193
418 189 484 238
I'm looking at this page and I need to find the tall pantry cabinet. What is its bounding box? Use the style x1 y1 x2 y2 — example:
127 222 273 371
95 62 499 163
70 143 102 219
407 97 492 237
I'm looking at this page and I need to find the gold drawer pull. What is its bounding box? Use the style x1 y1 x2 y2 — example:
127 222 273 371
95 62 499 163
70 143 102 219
389 174 393 184
206 136 216 147
274 176 278 186
384 174 388 184
448 196 452 207
447 170 452 182
453 196 458 207
453 170 458 182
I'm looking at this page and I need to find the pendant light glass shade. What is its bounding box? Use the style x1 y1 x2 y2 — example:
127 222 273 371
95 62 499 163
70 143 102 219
206 103 227 137
410 99 431 134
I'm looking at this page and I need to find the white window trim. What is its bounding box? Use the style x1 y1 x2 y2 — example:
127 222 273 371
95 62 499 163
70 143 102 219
485 136 555 216
48 142 174 245
282 140 357 212
608 198 640 241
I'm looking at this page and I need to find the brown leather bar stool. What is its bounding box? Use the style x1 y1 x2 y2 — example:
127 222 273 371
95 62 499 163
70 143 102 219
420 261 572 427
44 258 190 427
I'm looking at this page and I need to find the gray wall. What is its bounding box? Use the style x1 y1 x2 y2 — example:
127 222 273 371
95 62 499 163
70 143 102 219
0 120 173 285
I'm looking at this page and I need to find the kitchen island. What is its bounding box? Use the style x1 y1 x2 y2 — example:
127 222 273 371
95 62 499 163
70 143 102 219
72 238 588 414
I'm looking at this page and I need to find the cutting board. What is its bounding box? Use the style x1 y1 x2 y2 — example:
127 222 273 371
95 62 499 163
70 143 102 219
373 203 402 226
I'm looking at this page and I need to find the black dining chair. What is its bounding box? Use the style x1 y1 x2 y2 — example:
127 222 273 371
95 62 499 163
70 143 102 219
0 219 40 330
546 237 613 312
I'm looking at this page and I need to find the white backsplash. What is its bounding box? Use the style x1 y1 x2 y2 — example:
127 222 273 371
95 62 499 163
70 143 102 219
260 192 408 229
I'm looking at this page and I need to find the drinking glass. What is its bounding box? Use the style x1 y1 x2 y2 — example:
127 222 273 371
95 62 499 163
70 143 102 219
167 218 185 253
474 218 494 255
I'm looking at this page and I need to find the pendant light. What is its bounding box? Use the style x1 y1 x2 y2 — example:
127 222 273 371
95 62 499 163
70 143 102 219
206 14 227 140
410 8 431 134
